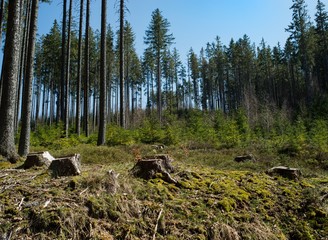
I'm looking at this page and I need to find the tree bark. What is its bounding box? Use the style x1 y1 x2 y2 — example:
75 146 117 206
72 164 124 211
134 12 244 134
97 0 107 145
60 0 67 123
0 0 21 162
16 0 31 133
84 0 90 137
157 50 162 123
76 0 84 136
119 0 125 128
18 0 39 157
0 0 6 105
65 0 72 137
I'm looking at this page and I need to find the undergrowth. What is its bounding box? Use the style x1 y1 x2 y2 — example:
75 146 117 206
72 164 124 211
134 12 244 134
0 150 327 239
2 109 327 239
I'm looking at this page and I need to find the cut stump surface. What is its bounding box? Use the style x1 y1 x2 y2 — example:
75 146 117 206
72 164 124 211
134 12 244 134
23 151 55 169
131 154 177 184
266 166 301 180
49 154 81 177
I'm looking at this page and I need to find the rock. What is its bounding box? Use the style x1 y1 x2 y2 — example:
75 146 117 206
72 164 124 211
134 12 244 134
49 154 81 177
23 151 55 169
266 166 301 180
234 154 255 163
131 154 176 184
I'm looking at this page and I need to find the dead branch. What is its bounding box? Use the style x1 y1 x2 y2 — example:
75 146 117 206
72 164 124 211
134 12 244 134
152 208 164 240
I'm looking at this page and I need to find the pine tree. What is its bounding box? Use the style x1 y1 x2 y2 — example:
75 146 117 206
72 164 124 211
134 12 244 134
315 0 328 91
65 0 73 137
287 0 315 105
18 0 39 157
76 0 84 135
60 0 67 123
144 8 174 123
119 0 125 128
84 0 90 137
97 0 107 145
0 0 21 162
189 48 200 108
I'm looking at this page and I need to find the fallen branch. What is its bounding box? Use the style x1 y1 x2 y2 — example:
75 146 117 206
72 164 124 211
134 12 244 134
152 208 164 240
17 197 25 211
0 169 25 173
79 187 89 196
320 193 328 202
43 199 51 208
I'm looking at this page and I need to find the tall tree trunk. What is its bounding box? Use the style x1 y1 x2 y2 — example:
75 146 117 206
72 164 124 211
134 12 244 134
76 0 84 136
84 0 90 136
34 76 41 129
60 0 67 123
97 0 107 145
65 0 72 137
0 0 21 162
119 0 125 128
15 0 30 133
18 0 39 157
0 0 6 106
50 76 54 125
125 54 129 128
157 51 162 123
0 0 5 49
41 77 46 122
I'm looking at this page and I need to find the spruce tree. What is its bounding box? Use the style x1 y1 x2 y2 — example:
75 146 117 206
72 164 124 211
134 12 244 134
0 0 21 162
287 0 315 105
144 8 174 123
97 0 107 145
315 0 328 91
18 0 39 157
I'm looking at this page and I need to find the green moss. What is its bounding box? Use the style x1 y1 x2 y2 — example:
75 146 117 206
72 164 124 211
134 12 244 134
29 209 63 234
4 207 18 216
217 197 236 212
86 195 120 221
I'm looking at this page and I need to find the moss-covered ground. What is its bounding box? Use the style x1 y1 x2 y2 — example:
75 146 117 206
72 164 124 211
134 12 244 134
0 144 327 239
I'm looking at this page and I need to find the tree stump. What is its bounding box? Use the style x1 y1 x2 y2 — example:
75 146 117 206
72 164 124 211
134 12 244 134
49 154 81 177
104 170 120 194
23 151 55 169
131 154 177 184
234 154 255 163
266 166 301 180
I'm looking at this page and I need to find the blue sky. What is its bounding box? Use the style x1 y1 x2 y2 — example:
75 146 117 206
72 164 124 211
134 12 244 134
38 0 322 60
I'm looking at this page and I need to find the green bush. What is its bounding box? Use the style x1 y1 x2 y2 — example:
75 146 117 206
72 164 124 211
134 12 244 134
309 119 328 152
278 118 307 156
106 125 136 146
214 112 242 148
138 119 165 144
235 109 251 143
30 124 64 147
163 125 179 146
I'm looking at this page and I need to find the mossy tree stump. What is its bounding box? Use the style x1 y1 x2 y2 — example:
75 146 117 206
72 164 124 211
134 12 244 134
131 154 177 184
49 154 81 178
234 154 255 163
266 166 301 180
23 151 55 169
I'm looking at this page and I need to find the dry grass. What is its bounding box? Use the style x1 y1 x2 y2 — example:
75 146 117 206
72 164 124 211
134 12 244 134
0 144 327 239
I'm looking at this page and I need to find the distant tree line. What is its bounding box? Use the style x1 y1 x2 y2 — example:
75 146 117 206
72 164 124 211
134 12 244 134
0 0 327 161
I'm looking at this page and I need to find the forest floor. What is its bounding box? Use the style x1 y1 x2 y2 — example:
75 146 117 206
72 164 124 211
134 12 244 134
0 144 328 239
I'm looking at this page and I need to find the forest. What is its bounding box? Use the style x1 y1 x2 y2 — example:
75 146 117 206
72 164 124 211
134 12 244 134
0 0 328 239
0 0 328 157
